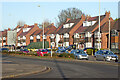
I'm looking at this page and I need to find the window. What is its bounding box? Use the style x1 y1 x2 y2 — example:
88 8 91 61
18 40 21 43
111 43 118 49
30 40 33 43
111 30 118 36
3 40 6 43
37 39 40 42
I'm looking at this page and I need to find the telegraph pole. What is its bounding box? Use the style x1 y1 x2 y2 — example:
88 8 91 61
43 22 44 49
109 13 111 50
98 0 101 50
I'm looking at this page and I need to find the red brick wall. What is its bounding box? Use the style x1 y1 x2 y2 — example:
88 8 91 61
26 24 39 45
101 33 108 49
33 36 36 42
46 36 51 48
118 32 120 49
69 15 86 45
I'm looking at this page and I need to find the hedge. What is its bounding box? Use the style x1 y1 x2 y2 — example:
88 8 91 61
27 41 49 49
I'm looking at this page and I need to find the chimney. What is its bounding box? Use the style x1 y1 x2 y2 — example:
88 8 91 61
66 18 71 22
86 15 91 20
51 23 54 26
81 14 85 19
24 24 27 28
105 11 110 17
8 28 11 31
34 23 38 26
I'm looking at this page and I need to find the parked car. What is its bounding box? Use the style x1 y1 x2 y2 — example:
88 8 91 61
70 49 77 54
37 49 48 56
56 49 69 54
95 50 118 62
20 49 29 53
74 50 89 60
45 49 51 53
0 48 9 52
66 45 76 51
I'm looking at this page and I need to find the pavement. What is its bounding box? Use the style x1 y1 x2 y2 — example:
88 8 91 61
1 54 50 78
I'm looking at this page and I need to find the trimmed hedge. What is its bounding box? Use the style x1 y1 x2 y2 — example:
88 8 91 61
27 41 49 49
58 53 74 58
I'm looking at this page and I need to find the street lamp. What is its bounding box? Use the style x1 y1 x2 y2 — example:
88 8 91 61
38 5 44 49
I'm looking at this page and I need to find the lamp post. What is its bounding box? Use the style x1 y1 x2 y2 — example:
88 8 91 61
98 0 101 50
38 5 44 49
109 13 111 50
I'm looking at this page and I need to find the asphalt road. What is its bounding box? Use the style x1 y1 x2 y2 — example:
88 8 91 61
1 54 119 79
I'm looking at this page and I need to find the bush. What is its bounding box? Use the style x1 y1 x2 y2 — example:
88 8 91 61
86 49 93 55
44 54 48 56
58 54 64 57
27 41 49 49
58 53 74 58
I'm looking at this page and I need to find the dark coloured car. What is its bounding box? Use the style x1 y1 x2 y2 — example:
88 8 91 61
0 48 9 52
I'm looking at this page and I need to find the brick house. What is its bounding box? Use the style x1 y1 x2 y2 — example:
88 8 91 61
73 11 113 49
83 11 112 49
0 28 11 47
30 24 56 48
17 23 39 46
55 15 86 47
98 19 120 50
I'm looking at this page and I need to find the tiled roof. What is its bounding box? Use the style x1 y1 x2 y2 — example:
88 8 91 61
45 25 56 35
74 25 88 33
57 18 81 34
95 19 120 33
18 25 34 37
31 29 42 36
84 15 105 32
87 16 97 21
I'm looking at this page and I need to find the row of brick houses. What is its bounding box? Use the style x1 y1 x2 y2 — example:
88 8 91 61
0 11 120 50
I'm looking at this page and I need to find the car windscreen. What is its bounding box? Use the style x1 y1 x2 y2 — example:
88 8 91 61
76 50 86 54
41 50 47 52
103 51 114 55
23 49 28 51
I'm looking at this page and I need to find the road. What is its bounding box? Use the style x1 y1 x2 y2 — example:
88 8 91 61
1 54 119 79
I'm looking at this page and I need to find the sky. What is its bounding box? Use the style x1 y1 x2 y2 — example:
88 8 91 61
0 0 119 31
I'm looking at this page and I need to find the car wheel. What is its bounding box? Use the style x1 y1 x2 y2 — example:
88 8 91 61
103 58 106 61
115 59 118 62
86 58 88 60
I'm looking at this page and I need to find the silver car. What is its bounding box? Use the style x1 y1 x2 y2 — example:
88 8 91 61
95 50 118 62
74 50 89 60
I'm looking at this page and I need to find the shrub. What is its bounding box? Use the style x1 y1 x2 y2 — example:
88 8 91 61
27 41 49 49
44 54 48 56
69 54 74 58
100 48 104 50
58 54 64 57
86 49 93 55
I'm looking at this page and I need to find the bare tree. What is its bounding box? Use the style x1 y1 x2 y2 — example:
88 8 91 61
43 19 52 28
17 20 25 26
56 7 85 27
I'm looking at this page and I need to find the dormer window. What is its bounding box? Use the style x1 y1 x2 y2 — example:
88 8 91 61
63 33 69 38
17 28 21 32
63 23 74 28
83 21 96 27
30 36 33 40
23 28 31 32
111 30 118 36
